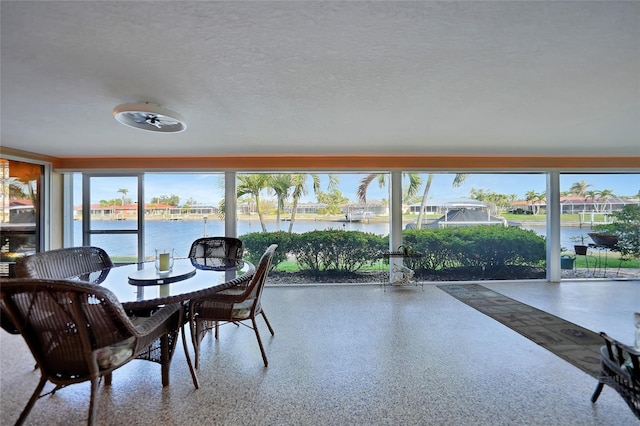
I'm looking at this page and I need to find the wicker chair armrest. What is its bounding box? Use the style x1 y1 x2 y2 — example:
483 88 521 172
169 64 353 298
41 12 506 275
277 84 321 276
130 303 181 336
188 274 254 304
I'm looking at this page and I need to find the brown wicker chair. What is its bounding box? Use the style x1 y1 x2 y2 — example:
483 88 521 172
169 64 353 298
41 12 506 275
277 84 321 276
2 247 114 336
189 244 277 368
14 246 114 281
11 246 187 389
188 237 244 268
1 278 182 426
591 332 640 419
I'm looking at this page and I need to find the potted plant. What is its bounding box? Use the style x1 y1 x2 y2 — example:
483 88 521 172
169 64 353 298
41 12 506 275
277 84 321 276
570 235 589 255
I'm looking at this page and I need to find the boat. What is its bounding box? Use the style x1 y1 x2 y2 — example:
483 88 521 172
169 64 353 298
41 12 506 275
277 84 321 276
406 205 519 229
345 210 374 222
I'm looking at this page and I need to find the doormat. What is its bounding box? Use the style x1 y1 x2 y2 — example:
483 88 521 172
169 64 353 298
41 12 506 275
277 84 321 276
437 284 603 378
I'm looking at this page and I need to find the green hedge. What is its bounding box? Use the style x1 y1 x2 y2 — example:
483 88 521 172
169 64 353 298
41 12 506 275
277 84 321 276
289 230 385 272
239 231 292 268
240 226 546 273
403 226 545 270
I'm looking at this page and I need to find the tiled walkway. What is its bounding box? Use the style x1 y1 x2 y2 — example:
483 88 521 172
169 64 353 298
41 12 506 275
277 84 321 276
2 279 638 425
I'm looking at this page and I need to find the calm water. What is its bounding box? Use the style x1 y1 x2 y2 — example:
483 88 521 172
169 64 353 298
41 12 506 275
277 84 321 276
74 219 593 258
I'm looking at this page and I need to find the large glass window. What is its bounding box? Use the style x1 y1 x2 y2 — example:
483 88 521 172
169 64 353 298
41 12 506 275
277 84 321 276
68 170 639 281
559 173 639 279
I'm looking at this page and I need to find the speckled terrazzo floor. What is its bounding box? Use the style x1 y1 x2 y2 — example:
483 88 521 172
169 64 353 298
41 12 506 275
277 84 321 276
2 279 639 425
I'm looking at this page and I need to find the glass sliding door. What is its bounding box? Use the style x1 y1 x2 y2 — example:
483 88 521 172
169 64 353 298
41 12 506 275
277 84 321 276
78 174 143 264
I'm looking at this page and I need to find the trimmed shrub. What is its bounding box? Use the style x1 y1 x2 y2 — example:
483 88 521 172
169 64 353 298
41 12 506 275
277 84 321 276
403 226 545 270
239 231 291 268
289 230 385 272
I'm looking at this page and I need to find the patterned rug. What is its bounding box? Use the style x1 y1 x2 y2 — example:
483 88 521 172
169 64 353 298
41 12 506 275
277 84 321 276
437 283 603 378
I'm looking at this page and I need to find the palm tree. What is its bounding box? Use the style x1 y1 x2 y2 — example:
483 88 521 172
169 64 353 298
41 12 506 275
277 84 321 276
237 174 269 232
287 173 338 233
525 190 546 215
593 188 615 212
357 173 467 230
414 174 467 229
117 188 128 206
268 174 293 231
357 173 422 204
569 180 592 197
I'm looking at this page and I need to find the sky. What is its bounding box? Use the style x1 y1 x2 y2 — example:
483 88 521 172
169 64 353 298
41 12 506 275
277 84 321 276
74 172 639 206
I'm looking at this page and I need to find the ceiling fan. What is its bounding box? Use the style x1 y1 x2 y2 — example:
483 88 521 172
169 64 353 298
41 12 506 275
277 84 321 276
113 102 186 133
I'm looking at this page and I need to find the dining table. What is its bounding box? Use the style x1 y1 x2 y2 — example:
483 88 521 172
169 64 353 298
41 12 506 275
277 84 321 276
86 257 255 309
75 257 256 388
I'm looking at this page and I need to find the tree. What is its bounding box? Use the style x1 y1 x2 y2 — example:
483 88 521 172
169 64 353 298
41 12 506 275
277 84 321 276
414 174 467 229
317 189 348 214
469 188 516 215
357 173 421 204
237 174 269 232
569 180 592 197
594 189 615 213
593 204 640 259
151 194 180 206
525 190 545 215
268 174 293 231
356 173 467 230
288 173 338 233
117 188 128 206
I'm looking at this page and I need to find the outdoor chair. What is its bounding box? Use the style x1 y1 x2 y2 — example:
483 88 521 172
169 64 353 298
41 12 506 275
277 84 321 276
188 237 244 268
189 244 277 368
14 246 114 282
591 332 640 420
0 278 182 426
2 247 115 336
11 246 188 388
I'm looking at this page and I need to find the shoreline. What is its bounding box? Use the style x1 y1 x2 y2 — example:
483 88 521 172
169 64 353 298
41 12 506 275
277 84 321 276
81 214 594 228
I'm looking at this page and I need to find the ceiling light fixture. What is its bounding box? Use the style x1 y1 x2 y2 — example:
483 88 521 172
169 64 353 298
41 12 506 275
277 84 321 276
113 102 186 133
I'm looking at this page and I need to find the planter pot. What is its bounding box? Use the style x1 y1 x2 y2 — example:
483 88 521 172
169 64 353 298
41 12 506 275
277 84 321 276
587 233 618 248
561 255 575 270
574 245 588 256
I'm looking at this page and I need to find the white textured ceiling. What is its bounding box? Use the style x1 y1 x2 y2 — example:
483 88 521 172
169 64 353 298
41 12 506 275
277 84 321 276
1 1 639 158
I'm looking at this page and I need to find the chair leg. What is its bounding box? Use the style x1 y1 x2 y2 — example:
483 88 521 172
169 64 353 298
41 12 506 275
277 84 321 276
15 375 47 426
181 319 199 389
252 317 268 367
104 372 112 386
591 382 604 403
261 311 275 336
191 317 200 370
87 377 100 426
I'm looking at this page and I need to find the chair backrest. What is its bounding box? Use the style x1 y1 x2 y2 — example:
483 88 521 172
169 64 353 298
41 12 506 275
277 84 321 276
14 246 114 281
0 278 138 383
188 237 244 267
243 244 277 314
4 247 114 335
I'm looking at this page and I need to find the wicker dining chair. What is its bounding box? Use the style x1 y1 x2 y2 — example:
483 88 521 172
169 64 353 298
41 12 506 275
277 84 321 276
1 278 182 426
189 244 277 368
12 246 186 388
14 246 114 281
2 247 115 336
591 332 640 420
188 237 244 268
